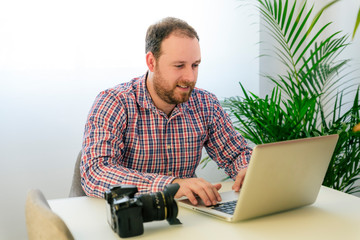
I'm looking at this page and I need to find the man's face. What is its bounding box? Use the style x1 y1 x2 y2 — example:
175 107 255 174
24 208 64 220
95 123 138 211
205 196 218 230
152 34 201 105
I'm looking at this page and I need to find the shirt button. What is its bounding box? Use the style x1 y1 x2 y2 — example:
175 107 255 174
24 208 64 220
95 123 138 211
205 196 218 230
167 145 171 150
167 171 172 176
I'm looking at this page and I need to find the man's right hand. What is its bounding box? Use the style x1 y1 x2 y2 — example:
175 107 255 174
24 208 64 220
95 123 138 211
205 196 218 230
172 178 222 206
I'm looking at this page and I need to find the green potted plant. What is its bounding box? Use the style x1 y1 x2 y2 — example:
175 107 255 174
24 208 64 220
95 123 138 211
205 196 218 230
202 0 360 194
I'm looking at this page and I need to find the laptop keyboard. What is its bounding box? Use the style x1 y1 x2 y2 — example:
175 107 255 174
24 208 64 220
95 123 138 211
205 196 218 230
210 200 237 215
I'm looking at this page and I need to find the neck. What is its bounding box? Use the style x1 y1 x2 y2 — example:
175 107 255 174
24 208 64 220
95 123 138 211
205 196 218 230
146 72 175 116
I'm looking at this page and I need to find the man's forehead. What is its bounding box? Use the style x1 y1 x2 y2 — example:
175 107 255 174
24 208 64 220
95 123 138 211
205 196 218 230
159 35 201 62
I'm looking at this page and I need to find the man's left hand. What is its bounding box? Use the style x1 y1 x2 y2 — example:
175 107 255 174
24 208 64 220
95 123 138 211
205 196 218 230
232 168 247 192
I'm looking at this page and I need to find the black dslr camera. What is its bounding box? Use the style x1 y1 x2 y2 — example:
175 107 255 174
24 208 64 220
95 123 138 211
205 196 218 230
104 183 182 238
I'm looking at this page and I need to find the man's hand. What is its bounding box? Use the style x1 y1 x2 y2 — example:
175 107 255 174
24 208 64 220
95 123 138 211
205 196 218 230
232 168 247 192
172 178 222 206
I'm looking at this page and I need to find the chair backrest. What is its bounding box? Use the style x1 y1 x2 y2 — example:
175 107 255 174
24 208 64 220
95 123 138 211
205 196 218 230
25 189 74 240
69 150 86 197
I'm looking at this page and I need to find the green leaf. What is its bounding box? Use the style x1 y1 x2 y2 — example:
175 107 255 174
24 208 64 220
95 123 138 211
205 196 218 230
308 0 341 37
353 7 360 39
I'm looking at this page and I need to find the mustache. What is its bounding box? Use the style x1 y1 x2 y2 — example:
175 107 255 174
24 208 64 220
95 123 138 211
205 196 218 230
176 81 196 88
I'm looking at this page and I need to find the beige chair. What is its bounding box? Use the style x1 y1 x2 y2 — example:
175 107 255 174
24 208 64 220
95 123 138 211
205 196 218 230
25 189 74 240
69 150 86 197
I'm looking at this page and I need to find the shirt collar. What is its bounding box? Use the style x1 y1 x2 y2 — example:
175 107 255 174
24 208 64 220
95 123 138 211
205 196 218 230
136 72 156 111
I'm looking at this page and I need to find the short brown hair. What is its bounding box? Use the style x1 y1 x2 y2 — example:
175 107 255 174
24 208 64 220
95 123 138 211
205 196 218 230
145 17 199 59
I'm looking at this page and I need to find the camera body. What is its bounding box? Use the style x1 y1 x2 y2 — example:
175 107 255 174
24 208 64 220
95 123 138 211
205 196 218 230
105 184 181 238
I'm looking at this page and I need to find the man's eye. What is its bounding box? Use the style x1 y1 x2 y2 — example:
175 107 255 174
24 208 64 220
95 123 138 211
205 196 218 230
175 65 184 68
192 64 199 68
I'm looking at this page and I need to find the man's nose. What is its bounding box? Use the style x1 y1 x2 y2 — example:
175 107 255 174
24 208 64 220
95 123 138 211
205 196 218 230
183 66 196 82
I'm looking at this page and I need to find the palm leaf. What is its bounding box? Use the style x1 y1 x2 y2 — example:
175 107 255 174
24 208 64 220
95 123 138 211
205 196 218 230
307 0 341 36
352 7 360 39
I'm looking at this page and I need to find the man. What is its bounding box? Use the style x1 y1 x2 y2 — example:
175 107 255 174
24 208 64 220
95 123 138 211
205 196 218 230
81 17 252 206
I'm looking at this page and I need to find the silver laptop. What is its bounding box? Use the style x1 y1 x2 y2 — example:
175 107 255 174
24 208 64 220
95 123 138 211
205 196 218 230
177 134 339 222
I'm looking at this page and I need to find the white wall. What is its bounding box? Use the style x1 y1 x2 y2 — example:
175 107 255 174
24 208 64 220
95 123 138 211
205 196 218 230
0 0 259 239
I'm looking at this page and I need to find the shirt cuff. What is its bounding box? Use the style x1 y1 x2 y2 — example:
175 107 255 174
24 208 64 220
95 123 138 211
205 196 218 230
150 175 176 192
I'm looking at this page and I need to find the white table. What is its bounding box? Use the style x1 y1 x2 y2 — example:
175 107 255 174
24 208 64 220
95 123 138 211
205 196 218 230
49 182 360 240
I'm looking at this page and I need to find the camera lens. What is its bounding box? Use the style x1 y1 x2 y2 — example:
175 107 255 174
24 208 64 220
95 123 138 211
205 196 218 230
138 183 181 224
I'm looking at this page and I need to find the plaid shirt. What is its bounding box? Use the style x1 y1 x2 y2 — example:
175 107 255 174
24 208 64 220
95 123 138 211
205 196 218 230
81 73 252 198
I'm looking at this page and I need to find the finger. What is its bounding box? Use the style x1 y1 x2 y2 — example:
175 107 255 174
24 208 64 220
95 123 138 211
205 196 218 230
173 178 221 205
173 179 199 205
232 177 242 192
196 182 221 206
232 169 246 192
183 188 198 205
195 188 213 206
214 183 222 190
213 183 222 202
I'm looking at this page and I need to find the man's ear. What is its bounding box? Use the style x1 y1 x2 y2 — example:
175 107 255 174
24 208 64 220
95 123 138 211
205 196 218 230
146 52 156 72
